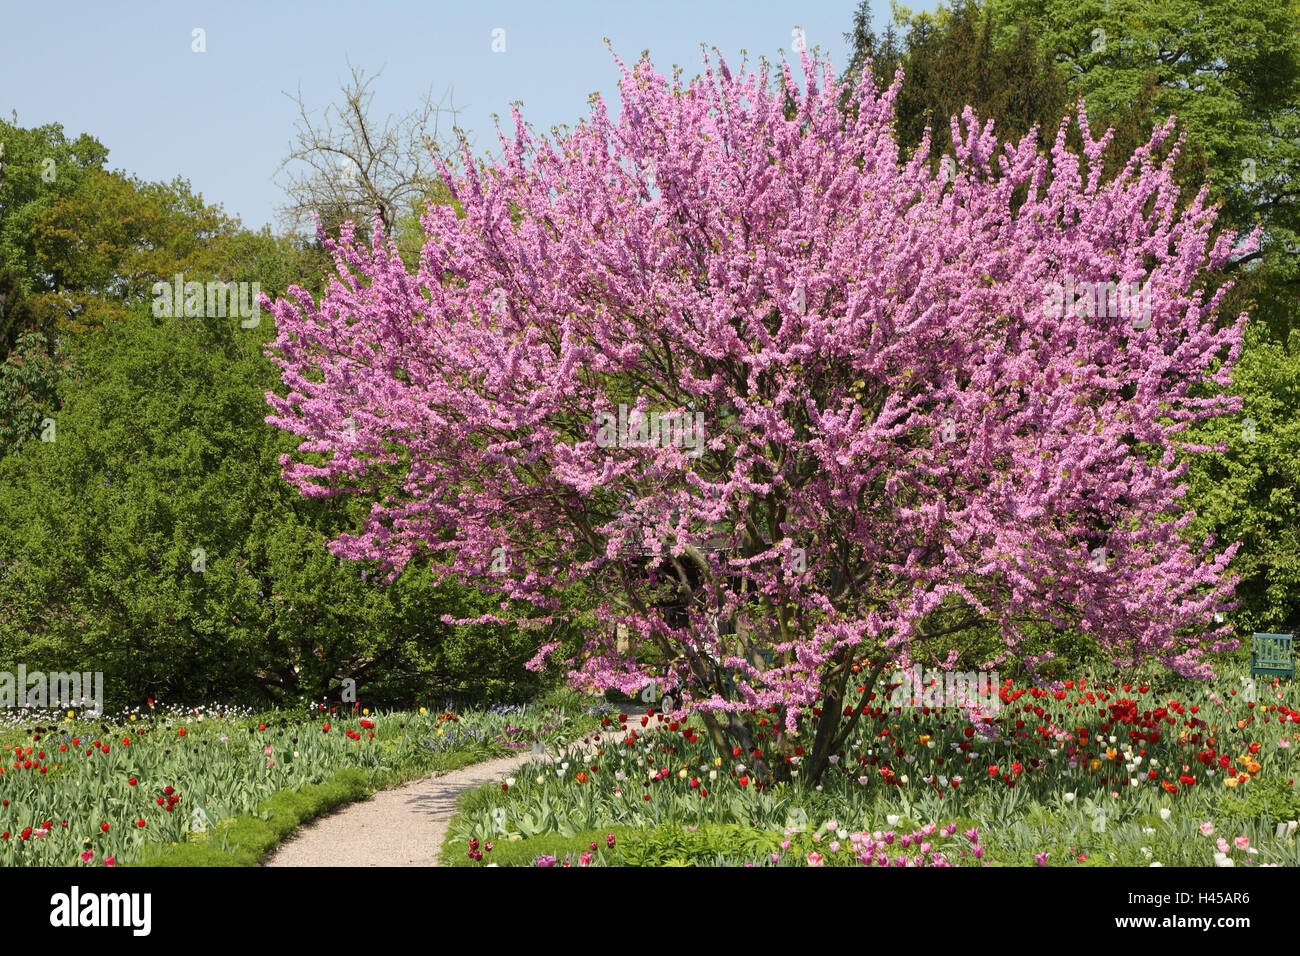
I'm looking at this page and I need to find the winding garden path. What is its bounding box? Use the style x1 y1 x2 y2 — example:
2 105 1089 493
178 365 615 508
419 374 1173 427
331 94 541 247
264 726 631 867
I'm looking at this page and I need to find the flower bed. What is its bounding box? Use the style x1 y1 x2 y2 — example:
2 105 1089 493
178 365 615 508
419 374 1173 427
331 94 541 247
444 667 1300 866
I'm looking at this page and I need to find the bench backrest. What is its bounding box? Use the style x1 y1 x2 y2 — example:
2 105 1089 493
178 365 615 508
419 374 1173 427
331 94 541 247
1253 633 1295 665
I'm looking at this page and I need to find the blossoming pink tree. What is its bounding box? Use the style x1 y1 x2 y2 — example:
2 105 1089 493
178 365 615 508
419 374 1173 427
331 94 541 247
264 50 1253 783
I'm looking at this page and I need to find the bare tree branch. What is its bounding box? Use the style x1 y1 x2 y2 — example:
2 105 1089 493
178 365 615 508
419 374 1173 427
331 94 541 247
274 59 465 238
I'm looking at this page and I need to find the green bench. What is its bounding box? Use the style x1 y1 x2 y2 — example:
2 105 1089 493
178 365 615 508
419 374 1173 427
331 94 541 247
1250 632 1295 682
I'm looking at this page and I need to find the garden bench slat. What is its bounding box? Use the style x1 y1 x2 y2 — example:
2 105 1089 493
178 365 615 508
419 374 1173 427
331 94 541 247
1251 632 1295 681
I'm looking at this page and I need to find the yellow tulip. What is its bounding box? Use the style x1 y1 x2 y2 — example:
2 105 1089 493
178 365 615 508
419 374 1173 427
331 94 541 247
420 707 427 715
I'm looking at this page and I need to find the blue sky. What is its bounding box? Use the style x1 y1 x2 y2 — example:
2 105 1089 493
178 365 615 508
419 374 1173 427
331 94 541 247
0 0 937 231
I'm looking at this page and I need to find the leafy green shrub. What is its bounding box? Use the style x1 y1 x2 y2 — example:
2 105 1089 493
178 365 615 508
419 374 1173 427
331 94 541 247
0 306 588 709
1216 774 1300 827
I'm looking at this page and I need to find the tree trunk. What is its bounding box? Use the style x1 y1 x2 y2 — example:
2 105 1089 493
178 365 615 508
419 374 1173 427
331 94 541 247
803 655 890 786
803 659 849 785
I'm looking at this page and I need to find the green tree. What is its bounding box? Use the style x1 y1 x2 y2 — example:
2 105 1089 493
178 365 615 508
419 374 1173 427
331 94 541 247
0 116 108 296
979 0 1300 342
1186 326 1300 633
0 303 566 708
0 331 65 458
29 168 242 339
843 0 1071 162
0 271 66 457
0 266 38 359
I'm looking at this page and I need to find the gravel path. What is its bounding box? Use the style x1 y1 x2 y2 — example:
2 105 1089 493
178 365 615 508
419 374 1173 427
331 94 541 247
264 726 632 867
